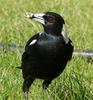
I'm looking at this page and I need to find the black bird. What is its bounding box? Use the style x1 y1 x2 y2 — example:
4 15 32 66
21 12 74 100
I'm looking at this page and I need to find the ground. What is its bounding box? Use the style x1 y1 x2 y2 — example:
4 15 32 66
0 0 93 100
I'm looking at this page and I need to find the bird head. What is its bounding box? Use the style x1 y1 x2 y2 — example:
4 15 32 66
25 12 68 38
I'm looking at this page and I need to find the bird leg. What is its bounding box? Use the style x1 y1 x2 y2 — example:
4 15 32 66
24 91 28 100
43 80 52 100
45 88 51 100
23 76 34 100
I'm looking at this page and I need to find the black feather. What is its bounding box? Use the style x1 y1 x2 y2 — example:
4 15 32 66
21 12 74 96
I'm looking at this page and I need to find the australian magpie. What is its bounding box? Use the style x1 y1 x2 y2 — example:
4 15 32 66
21 12 74 100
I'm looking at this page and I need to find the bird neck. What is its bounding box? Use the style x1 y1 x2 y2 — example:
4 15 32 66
44 25 62 36
61 24 69 44
44 24 70 44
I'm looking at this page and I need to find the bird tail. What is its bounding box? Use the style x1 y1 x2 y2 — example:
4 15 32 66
16 66 22 69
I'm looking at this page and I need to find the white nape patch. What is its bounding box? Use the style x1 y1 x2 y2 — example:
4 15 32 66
61 24 69 44
29 39 37 45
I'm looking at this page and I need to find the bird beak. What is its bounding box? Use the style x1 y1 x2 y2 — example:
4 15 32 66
25 12 45 25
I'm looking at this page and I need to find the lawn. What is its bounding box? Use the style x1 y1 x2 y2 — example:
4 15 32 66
0 0 93 100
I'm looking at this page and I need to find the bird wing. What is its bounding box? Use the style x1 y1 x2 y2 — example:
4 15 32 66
25 33 39 50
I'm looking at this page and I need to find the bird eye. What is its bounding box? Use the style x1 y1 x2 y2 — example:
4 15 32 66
44 15 55 23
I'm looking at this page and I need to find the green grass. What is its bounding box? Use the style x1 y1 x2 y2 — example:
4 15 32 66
0 0 93 100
